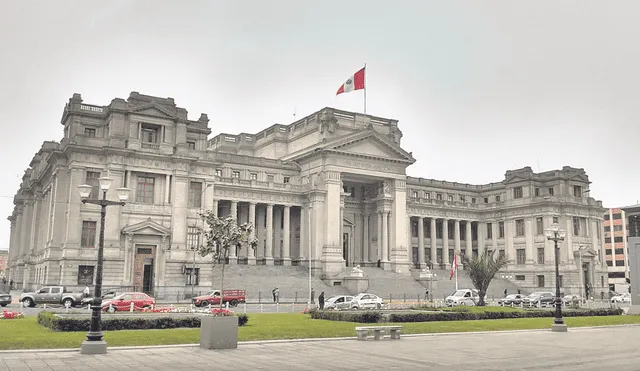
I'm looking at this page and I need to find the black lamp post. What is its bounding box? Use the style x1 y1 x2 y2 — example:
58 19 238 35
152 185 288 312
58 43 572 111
545 222 568 332
78 177 130 354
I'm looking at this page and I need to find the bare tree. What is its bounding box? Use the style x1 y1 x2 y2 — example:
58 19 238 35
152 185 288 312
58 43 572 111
197 213 258 310
463 250 509 306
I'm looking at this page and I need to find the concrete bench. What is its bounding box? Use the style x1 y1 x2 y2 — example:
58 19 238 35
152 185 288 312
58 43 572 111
355 326 402 341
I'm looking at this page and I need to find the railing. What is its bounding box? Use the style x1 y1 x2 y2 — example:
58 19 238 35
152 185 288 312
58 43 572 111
80 104 104 113
141 142 160 150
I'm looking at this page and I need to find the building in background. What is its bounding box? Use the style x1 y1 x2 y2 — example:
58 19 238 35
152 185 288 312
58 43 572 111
622 204 640 307
604 208 630 291
0 250 8 277
5 92 609 297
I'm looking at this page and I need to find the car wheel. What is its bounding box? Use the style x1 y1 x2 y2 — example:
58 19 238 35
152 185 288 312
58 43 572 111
62 298 75 308
0 304 6 307
201 300 209 307
22 298 34 308
230 300 239 307
107 305 116 313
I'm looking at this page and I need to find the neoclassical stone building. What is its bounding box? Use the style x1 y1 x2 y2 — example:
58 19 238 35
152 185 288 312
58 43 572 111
7 92 608 294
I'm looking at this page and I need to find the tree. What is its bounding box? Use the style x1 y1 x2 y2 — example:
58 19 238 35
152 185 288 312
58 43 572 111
197 212 258 310
463 250 509 306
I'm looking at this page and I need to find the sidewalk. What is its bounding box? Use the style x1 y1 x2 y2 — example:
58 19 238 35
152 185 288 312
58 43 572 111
2 326 640 370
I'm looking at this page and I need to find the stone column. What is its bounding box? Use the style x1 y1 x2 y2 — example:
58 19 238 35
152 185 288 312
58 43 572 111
525 218 534 264
64 168 84 249
362 213 369 263
418 217 425 267
265 204 274 265
123 233 134 285
228 201 238 264
443 219 450 268
322 171 343 275
104 168 125 248
390 179 409 273
600 219 606 268
430 218 437 266
565 218 574 264
454 220 461 255
491 222 498 253
465 221 473 258
300 205 307 261
171 175 189 250
164 174 171 204
339 205 344 262
478 222 486 255
282 205 291 265
590 218 599 263
381 211 389 262
248 202 257 265
377 211 383 263
212 199 219 217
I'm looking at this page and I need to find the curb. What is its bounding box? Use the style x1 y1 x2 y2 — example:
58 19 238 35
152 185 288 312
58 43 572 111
1 323 639 354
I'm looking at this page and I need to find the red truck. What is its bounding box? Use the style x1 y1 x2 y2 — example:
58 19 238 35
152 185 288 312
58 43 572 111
192 289 246 307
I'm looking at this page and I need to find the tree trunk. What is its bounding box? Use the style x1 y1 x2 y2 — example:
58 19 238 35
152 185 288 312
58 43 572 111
478 289 487 306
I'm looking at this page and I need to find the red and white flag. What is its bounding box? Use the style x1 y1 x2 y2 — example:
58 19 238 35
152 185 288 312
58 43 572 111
449 254 458 280
336 67 365 95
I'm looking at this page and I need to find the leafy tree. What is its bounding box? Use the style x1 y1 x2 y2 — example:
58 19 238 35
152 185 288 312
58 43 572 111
463 250 509 306
197 213 258 309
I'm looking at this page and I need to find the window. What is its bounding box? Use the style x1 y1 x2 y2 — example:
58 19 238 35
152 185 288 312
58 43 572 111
424 192 431 199
84 127 96 137
499 250 506 259
495 195 501 202
250 173 257 180
534 187 540 197
537 275 545 288
77 265 94 285
460 195 466 203
613 213 622 220
537 247 545 264
471 197 476 204
141 124 160 143
604 214 610 220
615 248 624 254
267 174 275 182
187 141 196 150
515 275 525 281
188 182 203 208
548 187 554 196
536 217 544 235
553 216 559 224
85 171 101 199
613 225 623 231
484 197 489 203
516 249 525 265
513 186 523 199
283 176 290 184
614 236 624 243
436 193 442 200
447 195 454 202
215 169 223 177
498 222 505 238
232 171 240 178
573 216 580 236
515 219 525 236
411 221 418 237
185 267 200 286
136 176 155 204
486 223 492 238
573 185 583 197
606 260 613 267
187 226 200 250
81 221 97 248
412 191 418 198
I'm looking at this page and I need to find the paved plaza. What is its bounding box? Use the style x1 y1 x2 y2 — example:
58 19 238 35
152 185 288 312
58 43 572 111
1 325 639 371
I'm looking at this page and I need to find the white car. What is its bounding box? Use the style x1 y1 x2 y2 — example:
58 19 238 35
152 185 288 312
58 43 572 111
445 289 480 307
324 295 353 310
611 293 631 304
350 293 384 310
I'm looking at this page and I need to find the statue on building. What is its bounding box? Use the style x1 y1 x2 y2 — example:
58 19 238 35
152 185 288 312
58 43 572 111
350 265 364 277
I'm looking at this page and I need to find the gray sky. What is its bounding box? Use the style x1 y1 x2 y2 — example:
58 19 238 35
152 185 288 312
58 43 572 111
1 1 638 251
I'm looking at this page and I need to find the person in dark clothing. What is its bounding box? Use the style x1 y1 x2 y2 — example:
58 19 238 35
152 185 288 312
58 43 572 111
517 289 521 295
503 288 507 297
9 280 13 290
310 289 315 305
318 292 325 310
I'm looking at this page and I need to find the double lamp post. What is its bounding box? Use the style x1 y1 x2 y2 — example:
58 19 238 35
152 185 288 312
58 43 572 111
544 223 568 333
78 177 130 354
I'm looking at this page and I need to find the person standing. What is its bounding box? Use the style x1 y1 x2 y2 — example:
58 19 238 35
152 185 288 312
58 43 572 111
318 292 325 310
311 288 315 305
272 287 277 303
503 288 507 297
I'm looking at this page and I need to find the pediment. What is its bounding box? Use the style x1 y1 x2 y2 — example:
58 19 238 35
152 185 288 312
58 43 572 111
122 217 172 236
129 103 176 119
569 173 589 183
326 131 415 164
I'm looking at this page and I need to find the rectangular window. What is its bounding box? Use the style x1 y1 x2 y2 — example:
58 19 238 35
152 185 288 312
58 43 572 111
77 265 94 285
613 213 622 220
187 226 200 250
267 174 275 182
436 193 442 200
534 187 540 197
187 141 196 150
537 275 545 288
81 221 97 248
486 223 492 238
484 197 489 203
471 197 476 203
447 195 454 202
136 176 155 204
188 182 203 208
604 214 610 220
496 195 501 202
84 127 96 137
232 171 240 178
498 222 505 238
411 190 418 198
536 217 544 235
553 216 559 224
573 216 580 236
460 195 466 203
515 219 525 237
283 176 290 184
513 186 523 199
185 267 200 286
516 249 525 265
537 247 545 264
573 185 582 197
548 187 555 196
424 192 431 199
499 250 506 259
141 124 159 143
250 173 257 180
215 169 223 177
515 275 525 281
85 171 101 199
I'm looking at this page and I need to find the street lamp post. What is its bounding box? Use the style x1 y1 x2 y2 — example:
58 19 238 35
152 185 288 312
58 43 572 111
545 223 568 332
78 177 130 354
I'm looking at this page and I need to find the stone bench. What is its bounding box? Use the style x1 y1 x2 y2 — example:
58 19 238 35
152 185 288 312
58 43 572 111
355 326 402 341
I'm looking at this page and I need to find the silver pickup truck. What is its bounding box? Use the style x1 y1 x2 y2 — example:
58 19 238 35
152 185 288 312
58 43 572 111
20 286 84 308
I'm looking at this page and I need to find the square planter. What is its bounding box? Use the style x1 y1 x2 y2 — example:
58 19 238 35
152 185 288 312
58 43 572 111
200 315 239 350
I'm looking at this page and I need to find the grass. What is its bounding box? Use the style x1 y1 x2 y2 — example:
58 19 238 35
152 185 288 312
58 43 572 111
1 313 639 350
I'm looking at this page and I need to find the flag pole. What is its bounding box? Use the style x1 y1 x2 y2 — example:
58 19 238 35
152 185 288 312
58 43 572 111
363 63 367 115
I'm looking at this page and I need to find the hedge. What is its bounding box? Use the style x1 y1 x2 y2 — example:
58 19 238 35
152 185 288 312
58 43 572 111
309 308 624 323
37 311 249 332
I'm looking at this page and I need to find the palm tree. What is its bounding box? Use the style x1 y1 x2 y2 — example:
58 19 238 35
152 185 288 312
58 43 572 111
463 250 509 306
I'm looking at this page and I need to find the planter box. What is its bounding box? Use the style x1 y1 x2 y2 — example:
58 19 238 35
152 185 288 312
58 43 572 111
200 315 239 350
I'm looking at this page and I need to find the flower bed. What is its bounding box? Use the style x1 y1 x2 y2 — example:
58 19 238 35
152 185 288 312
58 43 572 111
38 309 248 332
0 311 25 320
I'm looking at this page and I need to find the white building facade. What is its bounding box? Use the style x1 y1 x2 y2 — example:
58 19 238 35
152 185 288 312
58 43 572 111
6 92 608 295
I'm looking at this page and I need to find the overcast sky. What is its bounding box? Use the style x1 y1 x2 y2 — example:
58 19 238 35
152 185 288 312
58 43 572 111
0 1 638 251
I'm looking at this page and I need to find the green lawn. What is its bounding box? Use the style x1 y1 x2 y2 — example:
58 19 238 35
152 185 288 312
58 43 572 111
1 313 639 350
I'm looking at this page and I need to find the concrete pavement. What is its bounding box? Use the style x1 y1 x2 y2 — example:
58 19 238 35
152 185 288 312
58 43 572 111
1 325 639 370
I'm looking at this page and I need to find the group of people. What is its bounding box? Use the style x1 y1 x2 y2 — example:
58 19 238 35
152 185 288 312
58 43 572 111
1 277 14 290
310 288 326 309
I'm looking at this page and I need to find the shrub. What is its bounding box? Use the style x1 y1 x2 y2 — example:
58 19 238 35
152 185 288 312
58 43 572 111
310 310 382 323
38 311 249 332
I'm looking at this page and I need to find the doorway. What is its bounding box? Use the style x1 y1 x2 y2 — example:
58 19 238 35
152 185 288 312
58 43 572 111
343 233 350 266
134 245 155 294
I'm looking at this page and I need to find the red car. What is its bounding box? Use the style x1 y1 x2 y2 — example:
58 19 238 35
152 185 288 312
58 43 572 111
102 292 155 312
192 289 246 307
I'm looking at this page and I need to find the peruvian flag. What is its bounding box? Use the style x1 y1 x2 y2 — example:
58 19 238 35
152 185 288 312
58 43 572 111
449 254 458 280
336 67 365 95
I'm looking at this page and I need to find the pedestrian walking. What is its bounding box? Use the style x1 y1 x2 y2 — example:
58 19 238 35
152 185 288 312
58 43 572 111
318 292 325 310
503 288 507 297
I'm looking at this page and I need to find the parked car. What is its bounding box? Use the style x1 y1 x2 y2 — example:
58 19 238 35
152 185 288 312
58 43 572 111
102 292 155 312
523 292 555 307
192 289 246 307
81 291 117 306
0 290 11 307
445 289 481 307
19 286 84 308
563 295 585 306
350 293 384 310
611 293 631 304
324 295 354 310
498 294 523 306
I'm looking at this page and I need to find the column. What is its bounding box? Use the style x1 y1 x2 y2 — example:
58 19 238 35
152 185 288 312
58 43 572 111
265 204 274 265
443 219 450 268
478 222 486 255
164 174 171 204
248 202 257 265
105 168 125 247
418 217 425 267
590 218 599 262
491 222 498 253
377 211 383 262
454 220 461 256
430 218 437 267
390 179 409 272
300 205 307 261
599 218 606 268
63 168 84 248
323 171 343 274
171 175 189 249
212 199 219 217
465 221 473 258
381 211 389 262
228 201 238 264
339 205 344 262
282 205 291 265
565 218 574 264
525 218 534 264
362 213 369 263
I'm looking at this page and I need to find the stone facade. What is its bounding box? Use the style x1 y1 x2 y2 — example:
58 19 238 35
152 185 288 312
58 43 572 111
6 92 608 294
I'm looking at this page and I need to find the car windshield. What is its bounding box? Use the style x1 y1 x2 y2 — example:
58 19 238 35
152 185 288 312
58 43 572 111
452 290 467 297
111 294 126 300
506 294 517 299
326 296 340 303
207 291 220 296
